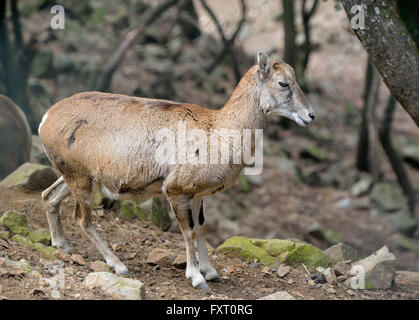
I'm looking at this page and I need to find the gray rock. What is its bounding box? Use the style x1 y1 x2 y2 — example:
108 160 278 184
0 95 31 180
350 176 373 197
324 243 359 263
299 145 327 162
384 206 418 236
258 291 295 300
0 162 58 191
54 54 75 73
333 261 352 277
146 248 175 267
84 272 146 300
277 265 291 278
172 254 187 269
370 182 407 212
50 289 61 299
402 145 419 169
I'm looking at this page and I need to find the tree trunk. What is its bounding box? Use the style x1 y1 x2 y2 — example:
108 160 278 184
379 95 416 216
282 0 296 68
341 0 419 126
356 58 381 177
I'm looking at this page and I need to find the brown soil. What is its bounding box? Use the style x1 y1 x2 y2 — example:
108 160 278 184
0 183 418 300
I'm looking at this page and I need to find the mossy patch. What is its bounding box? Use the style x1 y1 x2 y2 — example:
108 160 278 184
28 229 51 246
216 236 279 266
249 239 295 257
285 244 333 271
217 236 332 270
0 230 9 239
33 243 57 260
12 234 35 248
0 210 29 236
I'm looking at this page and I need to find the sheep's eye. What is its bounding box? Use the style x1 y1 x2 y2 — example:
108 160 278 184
279 82 289 88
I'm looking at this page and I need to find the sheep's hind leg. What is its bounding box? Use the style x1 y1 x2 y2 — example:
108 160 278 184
41 176 71 252
71 179 129 275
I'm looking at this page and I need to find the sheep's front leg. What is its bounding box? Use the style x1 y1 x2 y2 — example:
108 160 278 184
191 198 220 282
167 194 209 291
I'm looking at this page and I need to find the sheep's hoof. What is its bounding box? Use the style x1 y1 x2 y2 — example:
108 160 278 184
208 277 221 283
196 282 211 291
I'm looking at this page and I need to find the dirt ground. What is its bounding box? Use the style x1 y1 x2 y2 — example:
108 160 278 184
0 0 418 300
0 167 418 300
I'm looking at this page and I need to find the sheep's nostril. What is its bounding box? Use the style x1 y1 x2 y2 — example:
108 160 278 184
309 113 315 120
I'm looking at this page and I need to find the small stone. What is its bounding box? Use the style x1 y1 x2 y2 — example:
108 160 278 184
308 279 316 286
333 261 351 276
50 289 61 299
30 271 42 279
258 291 295 300
287 279 294 285
89 261 110 273
84 272 146 300
326 287 336 294
172 254 187 269
277 265 291 278
324 243 359 263
146 248 175 267
346 289 356 296
54 249 70 262
71 254 86 266
323 267 337 283
350 176 373 197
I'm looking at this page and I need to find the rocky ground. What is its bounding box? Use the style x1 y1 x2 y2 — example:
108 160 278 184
0 0 418 300
0 157 418 300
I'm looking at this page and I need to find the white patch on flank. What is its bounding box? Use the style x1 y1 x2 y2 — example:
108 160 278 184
38 112 48 135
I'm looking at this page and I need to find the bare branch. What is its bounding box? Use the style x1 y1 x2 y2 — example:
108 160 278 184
98 0 181 91
200 0 246 83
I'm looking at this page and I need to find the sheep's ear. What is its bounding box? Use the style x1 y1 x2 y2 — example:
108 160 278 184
257 51 270 78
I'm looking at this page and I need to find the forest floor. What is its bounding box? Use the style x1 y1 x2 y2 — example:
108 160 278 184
0 0 418 300
0 185 418 300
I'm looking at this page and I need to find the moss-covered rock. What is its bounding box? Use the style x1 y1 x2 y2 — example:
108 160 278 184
119 200 147 220
370 182 407 212
33 242 57 260
0 210 29 236
150 198 172 232
299 145 328 162
285 243 333 270
249 239 295 257
11 234 34 248
0 230 9 239
0 162 58 191
28 229 51 246
217 236 334 270
216 236 279 266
